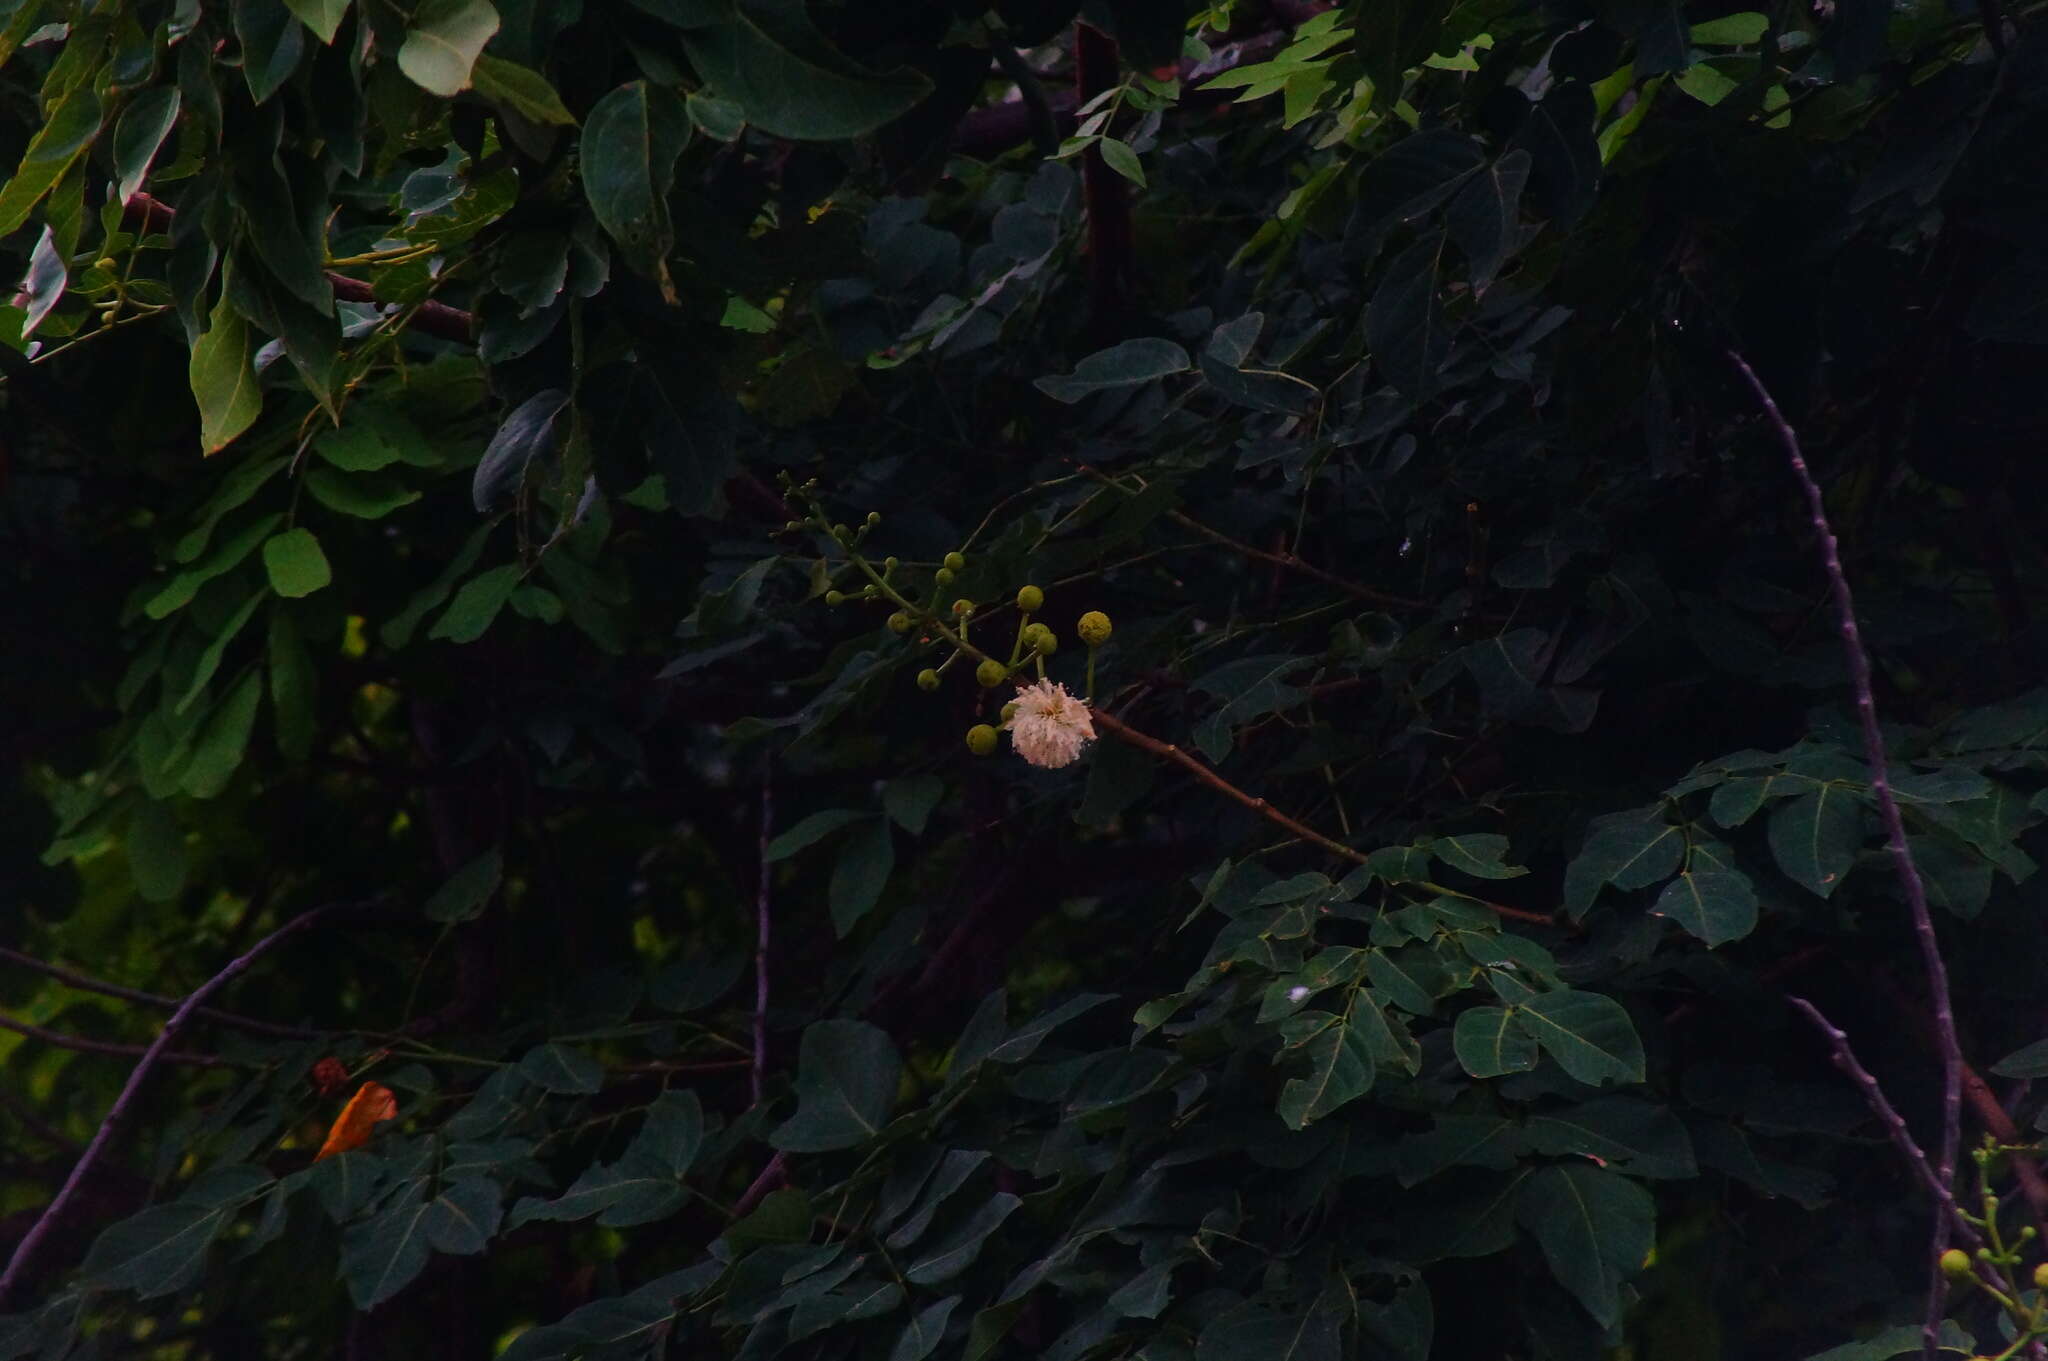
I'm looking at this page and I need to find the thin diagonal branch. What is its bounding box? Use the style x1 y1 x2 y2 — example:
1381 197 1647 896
754 772 774 1110
1089 707 1554 924
1789 997 2044 1361
0 947 325 1040
1734 349 1966 1361
0 900 373 1307
0 1013 223 1067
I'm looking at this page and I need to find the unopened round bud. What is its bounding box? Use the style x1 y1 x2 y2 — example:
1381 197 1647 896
944 552 966 571
935 568 956 587
1016 584 1044 613
975 659 1007 688
833 523 852 541
915 668 941 692
2035 1261 2048 1291
784 519 803 532
1000 702 1018 723
866 511 881 527
884 556 900 574
1078 610 1113 646
825 590 846 605
953 599 974 616
1940 1248 1972 1280
1032 629 1057 657
966 724 999 756
888 612 913 634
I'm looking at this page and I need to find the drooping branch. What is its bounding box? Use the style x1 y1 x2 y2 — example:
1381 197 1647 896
1733 349 1966 1361
0 899 376 1307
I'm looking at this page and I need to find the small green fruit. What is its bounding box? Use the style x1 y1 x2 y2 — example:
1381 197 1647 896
966 724 999 756
1940 1248 1972 1280
935 568 955 587
916 668 941 692
1016 584 1044 613
1078 610 1113 646
975 659 1007 688
825 590 846 605
944 551 967 571
888 612 913 634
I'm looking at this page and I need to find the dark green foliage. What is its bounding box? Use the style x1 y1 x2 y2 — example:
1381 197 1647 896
4 0 2048 1357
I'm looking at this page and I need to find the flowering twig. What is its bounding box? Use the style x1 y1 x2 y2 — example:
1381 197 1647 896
0 900 371 1306
0 946 325 1040
754 772 774 1109
1090 707 1553 925
1733 349 1965 1361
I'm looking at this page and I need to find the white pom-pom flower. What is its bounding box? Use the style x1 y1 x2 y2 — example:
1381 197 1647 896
1005 678 1096 769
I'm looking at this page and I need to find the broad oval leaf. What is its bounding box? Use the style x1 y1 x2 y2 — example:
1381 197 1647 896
581 81 692 294
474 388 570 511
1515 990 1645 1086
1034 338 1191 403
1453 1004 1537 1078
770 1019 902 1152
397 0 500 96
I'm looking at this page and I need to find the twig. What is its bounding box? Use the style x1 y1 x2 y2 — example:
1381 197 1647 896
731 1152 789 1219
1073 463 1430 611
1089 708 1554 924
754 773 774 1110
0 1013 223 1067
0 947 325 1040
0 1085 81 1154
0 901 368 1306
1790 997 2044 1360
1734 346 1966 1361
992 45 1060 156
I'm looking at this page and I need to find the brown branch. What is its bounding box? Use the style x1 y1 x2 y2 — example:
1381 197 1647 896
0 900 377 1306
0 1013 224 1067
0 947 325 1040
1076 22 1135 343
1089 707 1554 924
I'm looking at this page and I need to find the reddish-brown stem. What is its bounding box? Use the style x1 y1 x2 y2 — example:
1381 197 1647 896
1090 707 1553 925
1734 349 1966 1361
731 1152 789 1220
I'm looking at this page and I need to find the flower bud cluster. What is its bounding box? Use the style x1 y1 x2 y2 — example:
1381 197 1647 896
784 482 1118 768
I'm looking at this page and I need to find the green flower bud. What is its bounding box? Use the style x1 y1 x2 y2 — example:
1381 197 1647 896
1000 701 1019 723
953 599 975 616
966 724 999 756
1016 584 1044 613
825 590 846 605
2036 1261 2048 1291
884 556 900 574
935 568 956 587
1940 1248 1972 1280
866 511 882 527
1032 629 1057 657
888 611 914 635
944 551 967 571
833 523 852 541
975 658 1007 688
784 519 803 532
916 668 941 692
1078 610 1113 646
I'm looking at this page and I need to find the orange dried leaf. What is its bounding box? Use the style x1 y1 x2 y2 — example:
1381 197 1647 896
314 1082 398 1161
